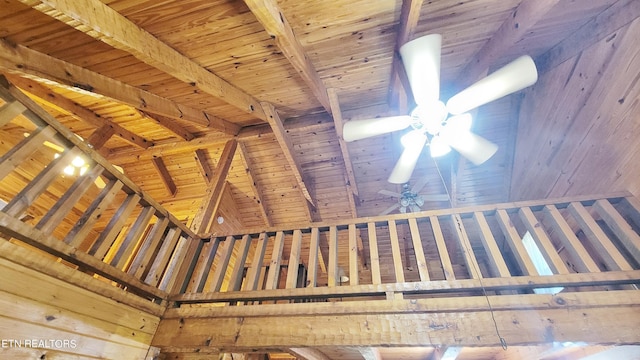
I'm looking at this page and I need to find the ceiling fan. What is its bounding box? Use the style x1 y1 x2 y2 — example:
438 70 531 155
343 34 538 184
378 177 449 215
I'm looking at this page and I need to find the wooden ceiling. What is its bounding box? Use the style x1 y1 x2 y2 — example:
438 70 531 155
1 0 638 234
2 1 640 359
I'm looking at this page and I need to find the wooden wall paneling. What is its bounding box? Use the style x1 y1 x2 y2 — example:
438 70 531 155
518 207 569 275
430 216 455 280
244 233 268 291
307 227 320 287
111 206 155 269
208 235 237 293
64 179 124 248
0 125 56 181
264 231 285 290
543 205 600 273
229 234 253 292
594 199 640 265
237 141 272 227
472 212 511 277
0 257 159 359
129 216 170 278
495 209 538 276
450 214 482 279
285 230 303 289
90 193 141 260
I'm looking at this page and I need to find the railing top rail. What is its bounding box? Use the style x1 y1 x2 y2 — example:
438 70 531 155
1 77 198 240
210 192 633 238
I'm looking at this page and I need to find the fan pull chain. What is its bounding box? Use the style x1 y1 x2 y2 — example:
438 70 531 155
452 216 507 350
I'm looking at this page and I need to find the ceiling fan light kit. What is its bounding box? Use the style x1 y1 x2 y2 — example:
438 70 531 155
343 33 539 184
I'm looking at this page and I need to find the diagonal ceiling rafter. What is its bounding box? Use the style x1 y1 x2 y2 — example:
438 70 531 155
0 39 241 135
18 0 266 121
243 0 332 114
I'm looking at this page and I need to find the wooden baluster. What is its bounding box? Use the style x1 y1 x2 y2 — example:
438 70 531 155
187 237 221 293
594 199 640 264
451 214 483 279
111 206 155 269
368 222 382 285
430 216 455 280
327 226 339 287
244 233 268 291
495 209 538 276
89 193 141 260
3 147 83 218
229 234 252 292
622 196 640 229
306 228 319 287
265 231 285 290
0 100 26 127
65 179 124 247
159 235 193 292
144 227 182 286
544 205 600 273
208 235 236 292
285 230 303 289
0 125 56 181
128 216 170 278
408 218 429 281
36 164 105 233
568 202 631 271
519 207 569 274
388 220 405 283
348 224 359 285
473 212 511 277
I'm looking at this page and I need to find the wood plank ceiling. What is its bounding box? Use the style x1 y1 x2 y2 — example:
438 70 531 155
1 1 640 359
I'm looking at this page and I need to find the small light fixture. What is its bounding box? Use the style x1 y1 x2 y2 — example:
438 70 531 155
216 216 224 224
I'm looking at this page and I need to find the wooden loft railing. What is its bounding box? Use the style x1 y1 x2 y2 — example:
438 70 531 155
171 193 640 306
0 77 199 314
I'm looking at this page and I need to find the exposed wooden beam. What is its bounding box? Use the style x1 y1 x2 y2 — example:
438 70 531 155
193 149 214 184
0 38 241 135
387 0 424 108
457 0 561 85
140 111 195 142
7 75 152 149
86 125 115 150
536 0 640 74
261 102 315 207
0 99 26 128
19 0 265 121
191 139 238 235
328 88 359 211
243 0 331 114
151 156 178 197
238 141 273 227
289 348 331 360
153 290 640 351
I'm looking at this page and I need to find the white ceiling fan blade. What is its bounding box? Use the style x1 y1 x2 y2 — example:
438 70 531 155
441 130 498 165
411 176 429 194
343 115 412 142
399 34 442 106
378 189 402 198
388 132 427 184
446 55 538 115
379 203 400 216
